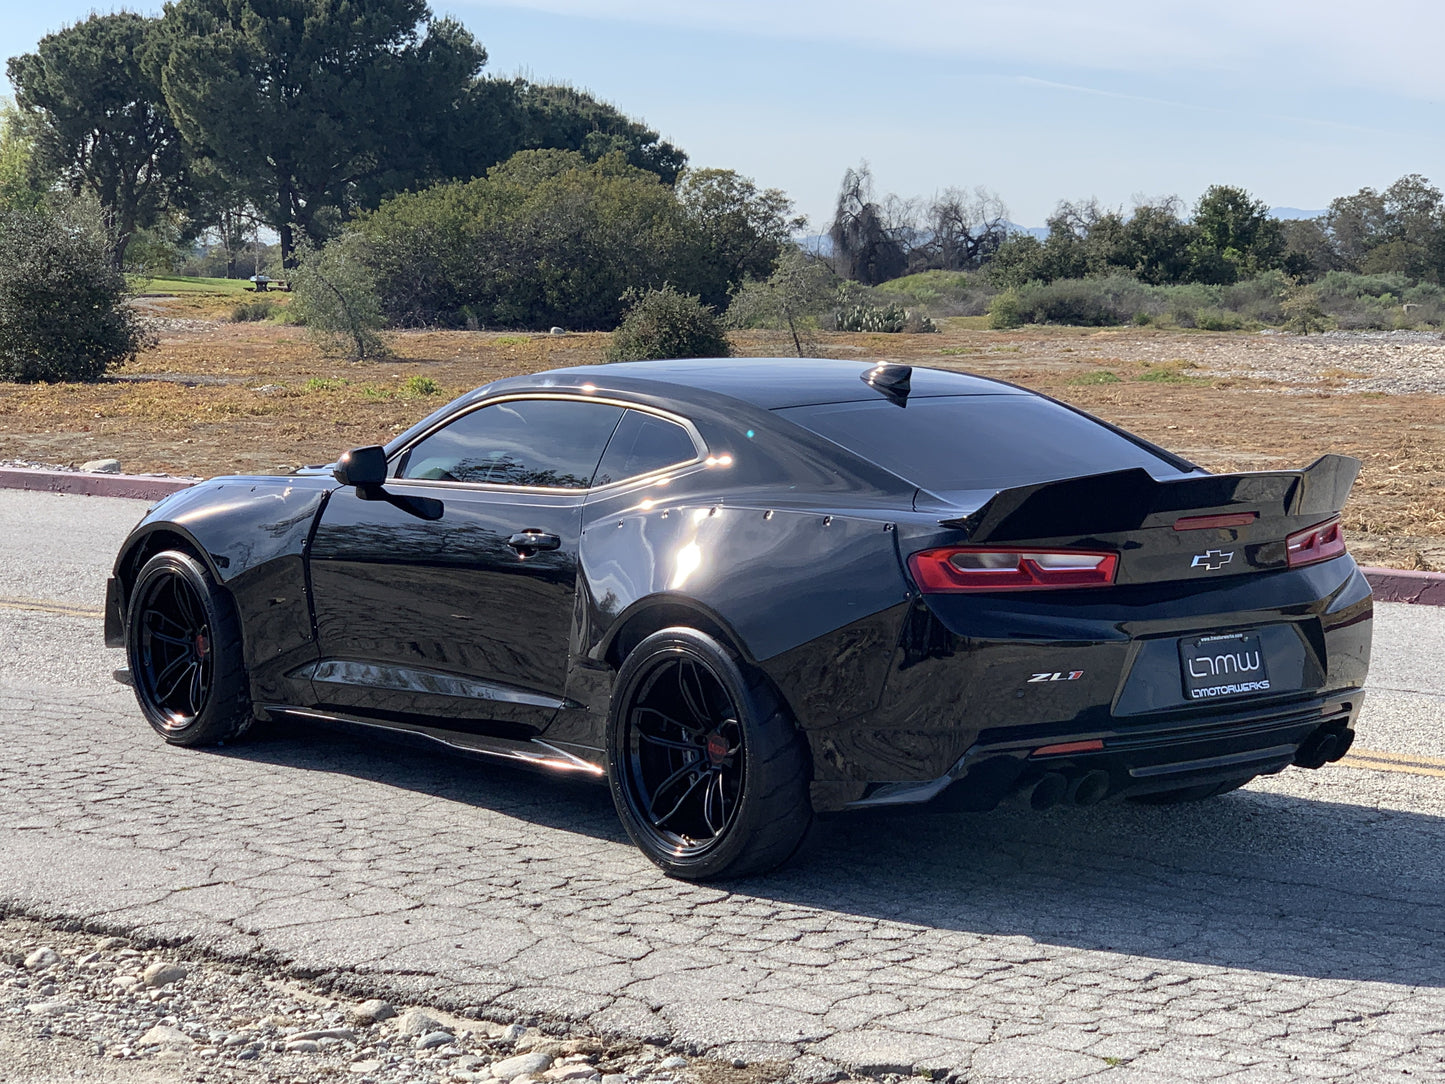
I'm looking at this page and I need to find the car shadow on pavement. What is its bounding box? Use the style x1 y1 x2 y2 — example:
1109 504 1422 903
221 720 1444 990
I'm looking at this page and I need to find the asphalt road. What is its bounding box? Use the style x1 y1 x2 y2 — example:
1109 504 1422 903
2 489 1444 1082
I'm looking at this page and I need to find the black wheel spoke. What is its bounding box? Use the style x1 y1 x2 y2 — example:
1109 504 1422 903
635 723 703 753
677 660 712 729
702 771 725 836
157 660 197 705
187 663 207 716
151 653 190 695
645 756 706 821
651 768 711 828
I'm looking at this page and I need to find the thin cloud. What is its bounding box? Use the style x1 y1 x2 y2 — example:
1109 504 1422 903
465 0 1445 100
1014 76 1390 137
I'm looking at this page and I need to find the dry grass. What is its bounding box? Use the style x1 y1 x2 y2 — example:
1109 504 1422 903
1 313 1441 569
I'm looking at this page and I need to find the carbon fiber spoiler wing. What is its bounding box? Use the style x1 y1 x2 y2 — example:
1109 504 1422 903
940 454 1362 543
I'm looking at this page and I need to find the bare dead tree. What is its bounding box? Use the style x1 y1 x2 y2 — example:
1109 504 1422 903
828 164 906 285
919 187 1009 271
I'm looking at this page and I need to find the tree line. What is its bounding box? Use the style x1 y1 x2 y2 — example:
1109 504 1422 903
827 163 1445 290
3 2 685 268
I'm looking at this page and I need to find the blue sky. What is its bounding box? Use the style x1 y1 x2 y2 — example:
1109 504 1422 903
5 0 1442 228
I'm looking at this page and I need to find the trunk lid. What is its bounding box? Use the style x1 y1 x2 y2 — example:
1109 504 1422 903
927 454 1361 586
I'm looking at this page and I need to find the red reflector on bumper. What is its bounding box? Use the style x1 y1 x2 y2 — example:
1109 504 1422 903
1032 739 1105 757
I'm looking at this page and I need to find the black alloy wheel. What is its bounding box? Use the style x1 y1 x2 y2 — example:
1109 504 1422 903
608 627 812 880
126 551 253 746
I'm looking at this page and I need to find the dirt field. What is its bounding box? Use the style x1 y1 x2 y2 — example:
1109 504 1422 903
1 309 1442 570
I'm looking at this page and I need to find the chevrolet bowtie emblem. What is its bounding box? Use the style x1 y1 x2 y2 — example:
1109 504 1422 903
1191 549 1235 571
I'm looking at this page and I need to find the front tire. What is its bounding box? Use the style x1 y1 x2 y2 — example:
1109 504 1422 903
125 550 253 747
607 628 812 880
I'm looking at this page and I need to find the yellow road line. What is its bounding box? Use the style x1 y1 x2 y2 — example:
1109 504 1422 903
0 596 104 620
1340 749 1445 780
1346 746 1445 768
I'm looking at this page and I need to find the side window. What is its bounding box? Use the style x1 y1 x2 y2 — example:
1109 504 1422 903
397 399 624 489
593 409 699 487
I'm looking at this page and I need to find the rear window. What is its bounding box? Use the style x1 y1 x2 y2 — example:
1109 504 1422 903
776 395 1190 495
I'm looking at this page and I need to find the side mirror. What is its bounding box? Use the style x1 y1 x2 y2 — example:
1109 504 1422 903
333 445 388 488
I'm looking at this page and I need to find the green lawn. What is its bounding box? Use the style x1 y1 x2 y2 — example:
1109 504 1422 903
128 274 255 297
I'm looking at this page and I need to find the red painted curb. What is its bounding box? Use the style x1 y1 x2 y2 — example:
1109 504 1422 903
1 467 1442 605
0 467 196 502
1361 567 1445 607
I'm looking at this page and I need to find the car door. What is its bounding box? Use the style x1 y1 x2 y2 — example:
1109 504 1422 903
306 395 625 738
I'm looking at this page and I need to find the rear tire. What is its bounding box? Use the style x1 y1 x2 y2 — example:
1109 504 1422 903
607 627 812 880
1129 777 1253 805
125 551 253 747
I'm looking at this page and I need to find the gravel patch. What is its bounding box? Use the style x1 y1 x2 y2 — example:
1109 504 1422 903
0 915 814 1084
1085 329 1445 394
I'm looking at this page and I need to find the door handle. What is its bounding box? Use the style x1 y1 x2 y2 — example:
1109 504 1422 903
506 530 561 555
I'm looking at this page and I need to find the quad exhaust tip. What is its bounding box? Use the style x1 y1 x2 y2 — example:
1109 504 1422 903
1030 769 1112 810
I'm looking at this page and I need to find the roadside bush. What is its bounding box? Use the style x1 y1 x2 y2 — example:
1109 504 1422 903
987 288 1023 329
231 298 278 322
290 235 389 359
606 285 730 362
874 270 993 317
1013 275 1156 326
356 151 794 331
0 202 147 382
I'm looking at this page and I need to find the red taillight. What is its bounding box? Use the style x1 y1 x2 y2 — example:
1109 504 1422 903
907 547 1118 592
1286 517 1346 568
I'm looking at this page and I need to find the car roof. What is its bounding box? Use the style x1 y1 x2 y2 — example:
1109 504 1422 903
530 358 1020 410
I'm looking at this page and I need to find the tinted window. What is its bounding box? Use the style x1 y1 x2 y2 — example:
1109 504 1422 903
593 410 698 486
398 399 624 489
776 395 1190 494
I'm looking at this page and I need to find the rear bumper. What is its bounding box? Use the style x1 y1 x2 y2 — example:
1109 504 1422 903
839 691 1362 811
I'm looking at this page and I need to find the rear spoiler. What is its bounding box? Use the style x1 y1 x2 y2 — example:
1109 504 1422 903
941 454 1362 543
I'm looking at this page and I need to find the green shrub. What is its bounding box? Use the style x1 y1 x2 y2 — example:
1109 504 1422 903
401 375 441 397
1012 275 1155 327
1194 307 1247 331
606 285 730 362
231 299 278 322
874 269 992 317
987 289 1023 329
0 202 146 382
290 235 389 359
1069 370 1122 385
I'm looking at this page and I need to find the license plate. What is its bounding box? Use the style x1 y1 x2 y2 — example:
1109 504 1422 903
1179 633 1271 701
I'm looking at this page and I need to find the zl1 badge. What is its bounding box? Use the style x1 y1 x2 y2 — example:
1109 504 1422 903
1029 671 1084 683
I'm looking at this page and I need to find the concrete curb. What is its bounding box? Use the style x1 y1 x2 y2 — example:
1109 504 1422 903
0 466 197 502
1359 567 1445 606
2 467 1443 605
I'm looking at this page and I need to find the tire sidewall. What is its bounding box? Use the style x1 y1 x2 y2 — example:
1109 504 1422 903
606 627 775 879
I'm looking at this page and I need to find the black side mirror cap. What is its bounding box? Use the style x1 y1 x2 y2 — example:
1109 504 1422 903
333 445 388 488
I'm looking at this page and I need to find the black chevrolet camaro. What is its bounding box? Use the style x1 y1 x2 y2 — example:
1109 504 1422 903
105 359 1372 879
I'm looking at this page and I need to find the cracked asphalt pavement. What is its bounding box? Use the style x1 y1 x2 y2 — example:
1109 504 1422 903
2 489 1445 1082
